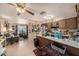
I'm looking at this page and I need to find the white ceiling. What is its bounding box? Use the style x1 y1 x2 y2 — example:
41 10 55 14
0 3 77 24
28 3 77 20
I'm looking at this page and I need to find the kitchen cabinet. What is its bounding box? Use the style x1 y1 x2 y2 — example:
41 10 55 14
58 17 77 29
59 20 66 29
66 17 77 29
46 22 52 31
37 36 52 47
37 35 79 55
51 21 59 27
77 17 79 29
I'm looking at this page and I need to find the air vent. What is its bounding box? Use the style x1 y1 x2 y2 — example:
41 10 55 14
40 11 46 15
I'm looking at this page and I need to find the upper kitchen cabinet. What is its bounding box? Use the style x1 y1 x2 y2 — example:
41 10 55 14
58 17 77 29
77 17 79 29
66 17 77 29
51 21 59 28
47 22 52 31
58 19 66 29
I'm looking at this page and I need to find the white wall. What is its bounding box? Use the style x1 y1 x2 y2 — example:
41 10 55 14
17 18 28 24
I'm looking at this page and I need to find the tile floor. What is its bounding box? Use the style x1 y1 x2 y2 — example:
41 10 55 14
6 33 37 56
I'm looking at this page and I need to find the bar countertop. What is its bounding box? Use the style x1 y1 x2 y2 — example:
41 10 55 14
37 35 79 49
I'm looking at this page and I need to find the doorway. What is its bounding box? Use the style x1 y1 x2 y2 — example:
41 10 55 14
16 24 28 39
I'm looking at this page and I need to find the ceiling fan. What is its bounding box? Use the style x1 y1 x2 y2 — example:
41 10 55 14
8 3 34 15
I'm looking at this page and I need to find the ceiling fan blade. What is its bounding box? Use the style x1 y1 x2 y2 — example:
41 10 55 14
8 3 34 15
8 3 15 7
16 3 23 8
25 9 34 15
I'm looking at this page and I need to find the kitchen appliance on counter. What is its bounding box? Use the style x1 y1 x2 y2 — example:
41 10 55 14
70 31 79 42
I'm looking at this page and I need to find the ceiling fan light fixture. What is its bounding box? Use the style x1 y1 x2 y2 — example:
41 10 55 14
16 6 25 13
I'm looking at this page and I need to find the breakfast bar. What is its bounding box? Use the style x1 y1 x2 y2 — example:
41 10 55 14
37 35 79 55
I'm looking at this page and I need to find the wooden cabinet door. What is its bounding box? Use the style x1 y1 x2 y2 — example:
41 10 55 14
66 17 76 29
47 22 52 31
77 17 79 29
39 37 52 47
59 20 66 29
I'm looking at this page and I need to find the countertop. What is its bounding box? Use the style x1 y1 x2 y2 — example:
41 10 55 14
37 35 79 49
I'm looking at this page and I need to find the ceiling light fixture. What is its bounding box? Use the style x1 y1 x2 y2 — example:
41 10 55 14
16 3 26 16
16 6 25 13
